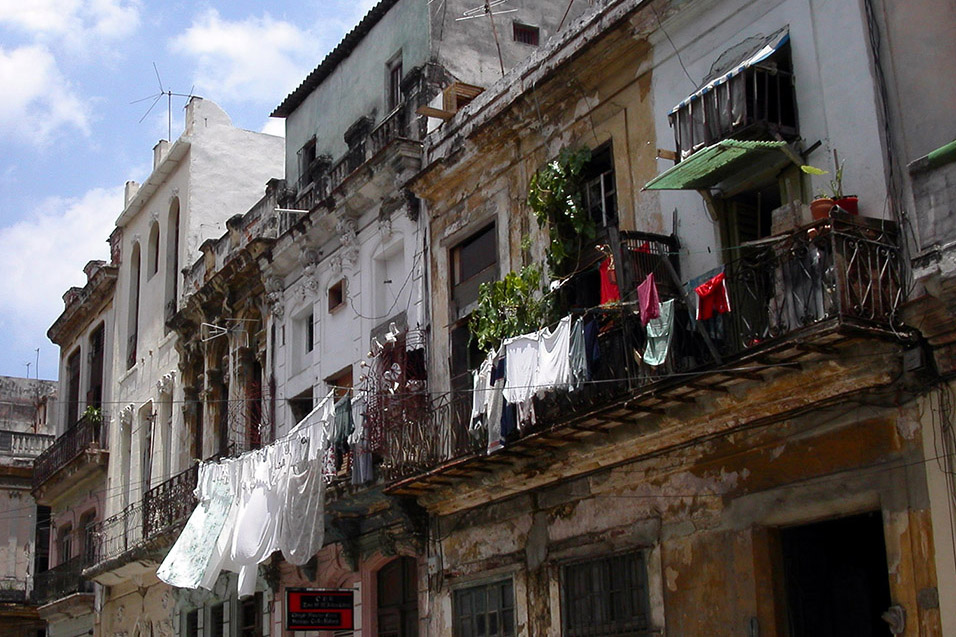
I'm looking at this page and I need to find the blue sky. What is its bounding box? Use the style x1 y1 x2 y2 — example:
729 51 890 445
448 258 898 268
0 0 378 380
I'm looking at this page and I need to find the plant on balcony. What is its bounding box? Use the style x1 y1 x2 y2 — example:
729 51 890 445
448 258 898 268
801 149 858 219
83 405 102 424
470 264 551 353
527 146 596 275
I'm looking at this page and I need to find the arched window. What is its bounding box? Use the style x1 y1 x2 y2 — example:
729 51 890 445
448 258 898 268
127 242 141 369
164 199 180 324
147 221 160 277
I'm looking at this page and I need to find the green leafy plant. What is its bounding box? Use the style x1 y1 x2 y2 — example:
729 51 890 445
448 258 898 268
469 264 551 353
527 147 596 275
83 405 102 424
800 149 846 199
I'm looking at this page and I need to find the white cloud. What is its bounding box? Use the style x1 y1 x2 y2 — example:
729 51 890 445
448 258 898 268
0 187 119 336
171 10 320 105
0 0 140 45
260 118 285 137
0 45 90 143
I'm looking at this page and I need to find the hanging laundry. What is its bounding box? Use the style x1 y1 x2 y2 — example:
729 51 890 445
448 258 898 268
599 257 620 304
470 353 495 434
568 317 587 391
349 392 372 486
535 316 572 394
502 333 538 415
643 299 675 367
329 395 353 450
229 445 284 597
487 355 506 453
156 459 237 589
637 273 661 326
695 271 731 320
583 317 601 376
279 437 326 565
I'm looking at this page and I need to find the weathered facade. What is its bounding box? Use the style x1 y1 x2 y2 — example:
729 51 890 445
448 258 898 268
33 258 117 637
401 0 955 634
0 375 55 637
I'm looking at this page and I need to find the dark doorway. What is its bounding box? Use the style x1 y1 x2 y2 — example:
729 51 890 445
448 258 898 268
781 511 892 636
378 556 419 637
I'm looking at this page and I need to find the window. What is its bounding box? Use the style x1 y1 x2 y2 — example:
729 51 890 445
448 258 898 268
164 199 180 328
79 510 96 565
513 23 540 45
454 579 514 637
306 312 314 352
209 603 225 637
583 145 617 227
288 387 314 425
450 223 497 313
239 593 262 637
127 242 141 369
87 324 105 408
378 557 418 637
66 348 81 428
326 367 353 399
387 53 403 111
299 138 317 184
329 279 346 312
182 609 199 637
147 221 160 277
57 524 72 566
562 551 650 636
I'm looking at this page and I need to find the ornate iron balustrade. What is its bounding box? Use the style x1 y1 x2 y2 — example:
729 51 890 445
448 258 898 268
386 214 904 482
0 577 28 603
32 555 93 605
32 411 107 490
0 429 53 458
88 501 142 565
142 464 198 541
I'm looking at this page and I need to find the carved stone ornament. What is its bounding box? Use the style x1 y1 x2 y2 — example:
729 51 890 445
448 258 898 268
335 216 359 270
120 404 135 428
264 276 286 321
156 371 176 394
378 213 393 240
299 246 322 295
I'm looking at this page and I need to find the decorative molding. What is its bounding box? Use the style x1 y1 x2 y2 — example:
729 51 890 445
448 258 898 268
335 216 359 271
264 276 286 321
299 246 322 296
120 404 135 428
156 371 176 394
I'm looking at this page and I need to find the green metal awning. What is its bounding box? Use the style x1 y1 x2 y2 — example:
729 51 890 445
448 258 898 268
644 140 790 190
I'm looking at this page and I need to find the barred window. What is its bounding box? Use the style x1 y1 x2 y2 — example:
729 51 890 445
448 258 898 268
453 579 514 637
563 551 650 636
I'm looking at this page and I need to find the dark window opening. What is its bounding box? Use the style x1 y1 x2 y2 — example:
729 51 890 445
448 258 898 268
183 609 199 637
513 23 540 45
239 592 262 637
326 367 353 400
305 313 315 353
57 524 72 566
288 387 314 425
378 556 418 637
87 324 105 408
450 223 497 313
147 222 160 277
34 506 50 574
79 510 96 566
66 348 81 428
563 551 650 636
387 57 404 111
583 145 617 228
781 512 892 637
329 279 346 312
210 603 225 637
454 579 514 637
721 180 782 251
127 243 141 370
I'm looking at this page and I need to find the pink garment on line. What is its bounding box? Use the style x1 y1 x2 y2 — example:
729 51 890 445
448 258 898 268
637 273 661 326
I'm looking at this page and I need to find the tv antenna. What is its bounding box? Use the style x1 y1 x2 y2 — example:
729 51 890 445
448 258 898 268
456 0 515 76
131 63 194 141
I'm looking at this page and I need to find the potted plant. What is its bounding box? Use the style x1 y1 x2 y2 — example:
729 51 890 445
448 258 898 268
802 150 858 219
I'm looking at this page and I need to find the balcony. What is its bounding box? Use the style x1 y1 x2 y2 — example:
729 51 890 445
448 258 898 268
143 464 199 540
387 213 908 492
292 105 415 213
0 429 53 460
32 556 93 606
32 412 108 494
0 577 29 603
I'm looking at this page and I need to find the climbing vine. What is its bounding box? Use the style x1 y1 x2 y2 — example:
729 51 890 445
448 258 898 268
469 264 551 354
469 147 593 353
527 146 596 275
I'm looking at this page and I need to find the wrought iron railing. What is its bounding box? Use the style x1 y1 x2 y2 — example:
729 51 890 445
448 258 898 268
0 429 53 458
33 555 93 605
142 464 199 540
32 412 107 490
88 501 143 565
386 214 905 482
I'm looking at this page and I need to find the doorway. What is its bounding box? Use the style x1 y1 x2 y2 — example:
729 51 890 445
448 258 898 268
781 511 893 636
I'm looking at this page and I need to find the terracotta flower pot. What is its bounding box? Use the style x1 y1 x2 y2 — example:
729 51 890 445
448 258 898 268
834 195 858 215
811 197 835 220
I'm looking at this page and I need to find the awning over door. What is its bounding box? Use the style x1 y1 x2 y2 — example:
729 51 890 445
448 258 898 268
643 139 789 191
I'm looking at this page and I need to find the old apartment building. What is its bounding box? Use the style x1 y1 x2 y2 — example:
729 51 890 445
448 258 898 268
31 0 956 635
0 375 54 637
